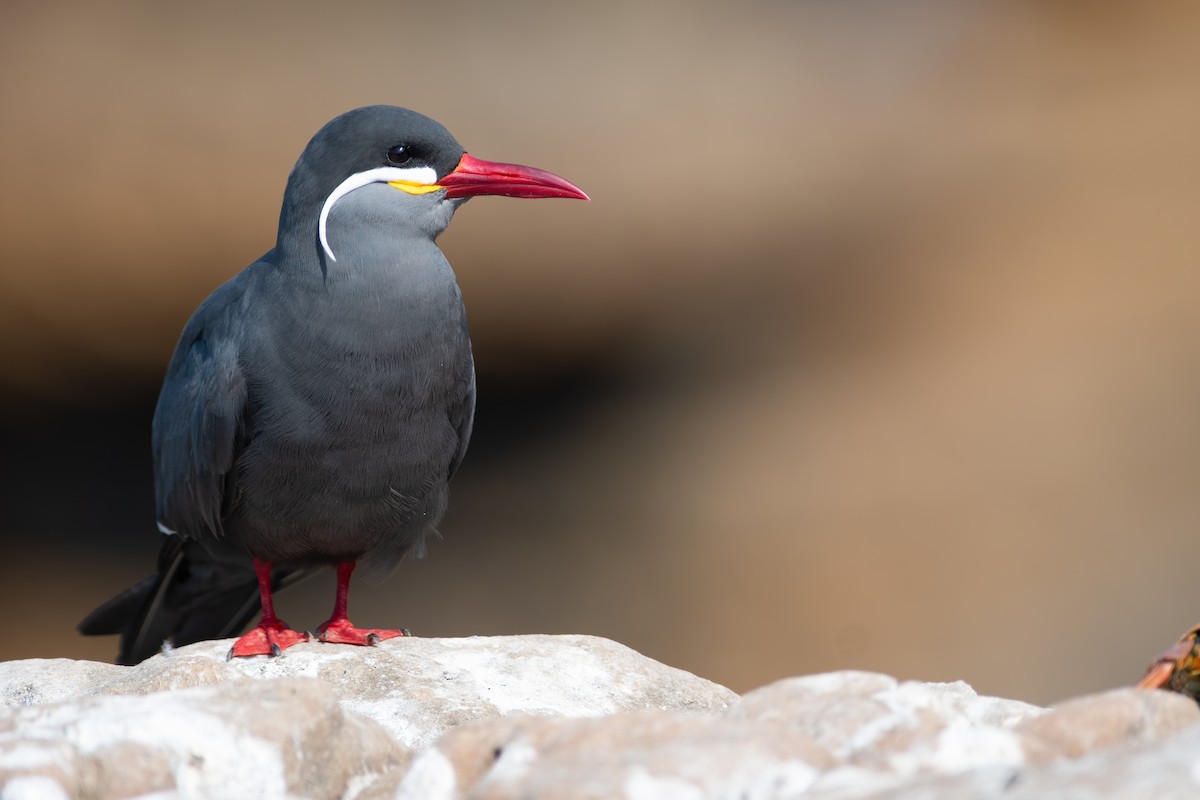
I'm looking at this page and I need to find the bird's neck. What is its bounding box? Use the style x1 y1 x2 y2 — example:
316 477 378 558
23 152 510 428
260 235 467 368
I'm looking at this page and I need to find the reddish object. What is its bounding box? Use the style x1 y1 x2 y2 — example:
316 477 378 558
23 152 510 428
227 558 406 659
226 558 309 658
316 561 408 645
438 153 590 200
1136 624 1200 699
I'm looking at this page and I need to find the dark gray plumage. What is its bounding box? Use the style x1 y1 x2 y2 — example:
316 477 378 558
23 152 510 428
79 106 586 663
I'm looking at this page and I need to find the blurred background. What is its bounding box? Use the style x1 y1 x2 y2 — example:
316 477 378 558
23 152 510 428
3 0 1200 706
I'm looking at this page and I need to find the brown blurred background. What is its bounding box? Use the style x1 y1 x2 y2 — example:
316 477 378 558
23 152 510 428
3 1 1200 706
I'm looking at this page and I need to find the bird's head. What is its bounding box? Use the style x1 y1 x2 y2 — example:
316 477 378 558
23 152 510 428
278 105 588 264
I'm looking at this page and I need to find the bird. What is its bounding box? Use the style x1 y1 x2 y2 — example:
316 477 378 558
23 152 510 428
78 105 587 665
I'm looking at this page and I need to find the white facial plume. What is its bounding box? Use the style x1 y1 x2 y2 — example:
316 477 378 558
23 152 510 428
318 166 439 261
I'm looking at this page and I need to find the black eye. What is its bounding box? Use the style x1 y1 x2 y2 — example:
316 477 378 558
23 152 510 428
386 145 411 166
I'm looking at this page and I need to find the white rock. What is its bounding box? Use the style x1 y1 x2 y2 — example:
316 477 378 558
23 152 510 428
0 677 404 799
0 635 735 751
2 637 1199 799
730 671 1043 776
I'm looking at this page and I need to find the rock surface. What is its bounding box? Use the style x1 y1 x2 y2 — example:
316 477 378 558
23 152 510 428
0 677 403 799
0 634 734 751
0 635 1198 798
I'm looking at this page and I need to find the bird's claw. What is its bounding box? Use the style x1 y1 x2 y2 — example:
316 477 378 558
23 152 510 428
227 619 309 659
316 618 407 646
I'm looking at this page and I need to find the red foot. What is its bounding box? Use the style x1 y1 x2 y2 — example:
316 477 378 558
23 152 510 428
316 617 408 646
227 619 310 659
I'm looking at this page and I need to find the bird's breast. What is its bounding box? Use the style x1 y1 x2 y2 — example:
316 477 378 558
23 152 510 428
253 284 470 448
231 268 472 532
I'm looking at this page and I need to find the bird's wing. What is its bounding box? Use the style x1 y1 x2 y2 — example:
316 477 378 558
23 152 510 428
151 269 256 538
447 357 476 481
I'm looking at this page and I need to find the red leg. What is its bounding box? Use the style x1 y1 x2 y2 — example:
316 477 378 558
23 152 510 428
227 558 309 659
316 561 407 645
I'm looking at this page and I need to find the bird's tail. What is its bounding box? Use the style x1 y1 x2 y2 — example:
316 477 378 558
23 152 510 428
78 537 307 665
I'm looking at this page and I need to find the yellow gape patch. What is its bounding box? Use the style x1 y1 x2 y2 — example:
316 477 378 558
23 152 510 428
389 181 442 195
